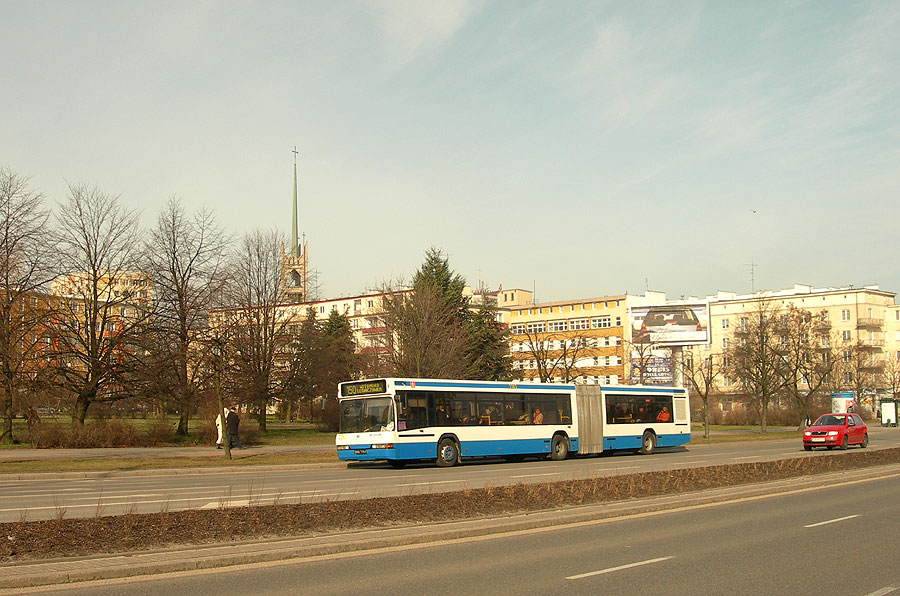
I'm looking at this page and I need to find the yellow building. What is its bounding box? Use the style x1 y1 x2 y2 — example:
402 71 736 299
505 294 630 384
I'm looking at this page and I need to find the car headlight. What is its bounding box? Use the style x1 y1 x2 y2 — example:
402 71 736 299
804 431 811 437
827 431 838 436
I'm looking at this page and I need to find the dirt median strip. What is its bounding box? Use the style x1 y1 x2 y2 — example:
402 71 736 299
4 446 900 567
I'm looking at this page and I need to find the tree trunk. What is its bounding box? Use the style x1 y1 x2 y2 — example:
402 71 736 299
257 398 267 432
760 398 768 434
0 390 11 444
176 402 190 436
703 398 710 439
74 393 92 426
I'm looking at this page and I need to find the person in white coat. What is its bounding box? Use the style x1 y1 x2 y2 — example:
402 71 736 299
215 407 228 449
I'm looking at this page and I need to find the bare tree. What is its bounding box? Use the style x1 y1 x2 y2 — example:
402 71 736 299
725 300 787 433
49 183 148 425
881 352 900 398
377 283 471 378
516 328 594 383
144 197 231 435
225 229 293 431
681 346 722 438
0 167 54 442
775 306 839 428
626 337 670 385
834 339 883 413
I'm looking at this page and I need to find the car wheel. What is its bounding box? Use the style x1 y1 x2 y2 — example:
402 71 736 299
435 437 459 467
639 431 656 455
803 445 812 451
861 433 869 448
550 435 569 461
840 435 849 450
826 446 834 450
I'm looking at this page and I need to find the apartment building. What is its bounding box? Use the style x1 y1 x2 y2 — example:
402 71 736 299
693 284 897 400
505 295 630 384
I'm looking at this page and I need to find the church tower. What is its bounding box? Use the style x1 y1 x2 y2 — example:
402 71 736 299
282 147 308 304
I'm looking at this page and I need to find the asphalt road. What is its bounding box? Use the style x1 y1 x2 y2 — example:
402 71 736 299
3 427 899 522
27 471 900 596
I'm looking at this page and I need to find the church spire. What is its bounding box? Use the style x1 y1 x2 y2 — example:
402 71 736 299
291 146 300 258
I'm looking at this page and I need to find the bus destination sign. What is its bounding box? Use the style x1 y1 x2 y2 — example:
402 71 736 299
341 379 388 397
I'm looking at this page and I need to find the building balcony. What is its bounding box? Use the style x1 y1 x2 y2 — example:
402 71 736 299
859 362 885 372
856 318 883 329
857 339 884 349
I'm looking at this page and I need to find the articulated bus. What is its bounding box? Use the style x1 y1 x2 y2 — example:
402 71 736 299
335 378 690 467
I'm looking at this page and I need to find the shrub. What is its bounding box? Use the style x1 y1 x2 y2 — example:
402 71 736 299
27 419 177 448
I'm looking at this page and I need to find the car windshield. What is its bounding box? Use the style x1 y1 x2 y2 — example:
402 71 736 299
645 310 698 327
340 397 395 433
812 415 844 426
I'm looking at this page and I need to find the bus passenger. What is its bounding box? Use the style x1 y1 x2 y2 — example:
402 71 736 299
533 408 544 424
656 407 671 422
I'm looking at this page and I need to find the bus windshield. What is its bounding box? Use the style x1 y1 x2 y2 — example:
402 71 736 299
340 397 395 433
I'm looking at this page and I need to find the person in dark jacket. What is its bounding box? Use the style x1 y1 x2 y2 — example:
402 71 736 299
226 407 242 449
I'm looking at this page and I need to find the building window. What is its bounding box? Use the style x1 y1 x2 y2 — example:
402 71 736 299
615 316 622 326
526 322 545 334
592 316 611 329
841 309 850 321
722 337 730 349
842 350 852 363
739 317 748 331
549 320 567 332
842 330 852 341
722 318 730 329
511 323 525 334
571 318 589 330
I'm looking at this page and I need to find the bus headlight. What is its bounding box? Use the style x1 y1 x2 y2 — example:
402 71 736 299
371 444 394 449
336 445 350 450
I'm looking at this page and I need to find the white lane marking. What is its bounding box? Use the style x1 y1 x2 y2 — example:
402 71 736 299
863 587 897 596
397 480 464 487
511 473 562 479
730 456 757 460
804 514 859 528
566 556 674 580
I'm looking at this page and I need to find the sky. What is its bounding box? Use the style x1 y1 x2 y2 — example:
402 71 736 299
3 1 899 303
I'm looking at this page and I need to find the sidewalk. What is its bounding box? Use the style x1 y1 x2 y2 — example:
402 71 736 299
2 464 898 591
0 444 333 462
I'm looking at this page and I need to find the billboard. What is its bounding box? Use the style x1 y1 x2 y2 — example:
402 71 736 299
630 302 710 346
630 356 674 385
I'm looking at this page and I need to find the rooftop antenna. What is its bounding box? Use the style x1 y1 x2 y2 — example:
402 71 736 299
746 261 757 293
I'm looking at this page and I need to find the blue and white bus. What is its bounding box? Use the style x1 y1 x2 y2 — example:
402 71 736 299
335 378 690 467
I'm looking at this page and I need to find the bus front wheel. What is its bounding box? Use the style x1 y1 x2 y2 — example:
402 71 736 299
436 437 459 467
640 431 656 455
550 435 569 460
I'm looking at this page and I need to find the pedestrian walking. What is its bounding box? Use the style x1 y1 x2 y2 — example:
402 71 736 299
226 406 242 449
215 407 227 449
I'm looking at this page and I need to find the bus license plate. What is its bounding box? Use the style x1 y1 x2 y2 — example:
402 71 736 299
354 449 367 454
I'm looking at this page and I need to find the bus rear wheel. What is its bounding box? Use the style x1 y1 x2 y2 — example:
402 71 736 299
550 435 569 460
436 437 459 467
639 431 656 455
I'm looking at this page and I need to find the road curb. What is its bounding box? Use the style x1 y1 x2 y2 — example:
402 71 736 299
2 463 899 590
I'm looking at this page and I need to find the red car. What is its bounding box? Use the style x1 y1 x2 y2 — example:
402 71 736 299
803 413 868 451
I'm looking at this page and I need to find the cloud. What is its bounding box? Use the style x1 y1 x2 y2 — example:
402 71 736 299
363 0 484 67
